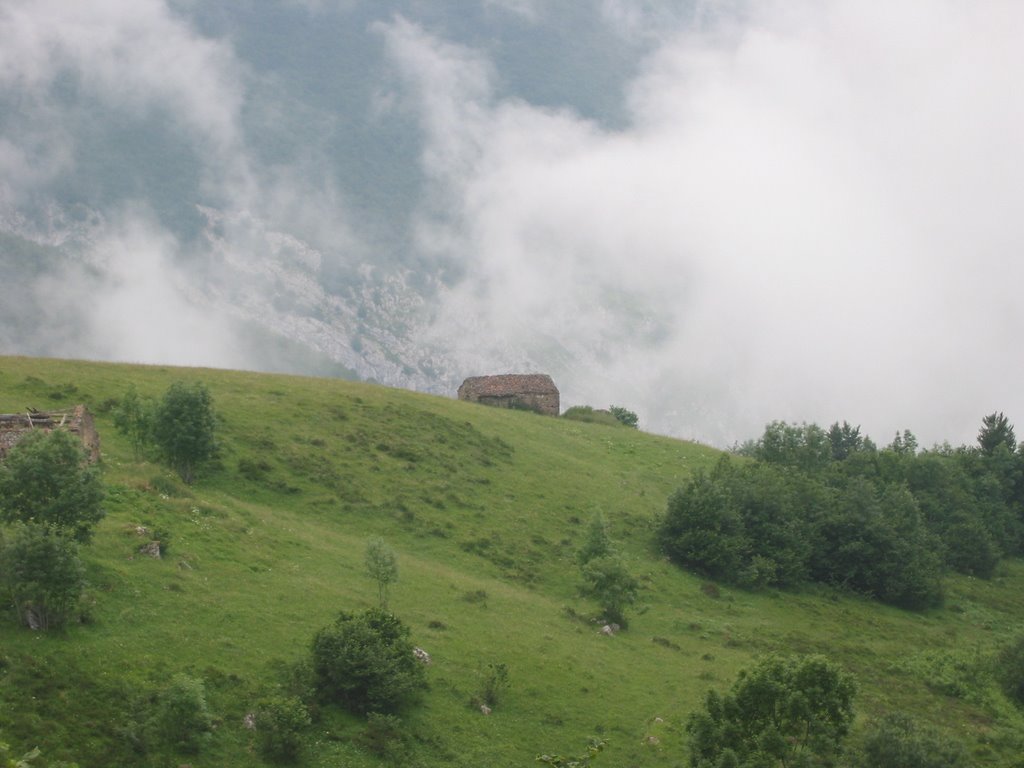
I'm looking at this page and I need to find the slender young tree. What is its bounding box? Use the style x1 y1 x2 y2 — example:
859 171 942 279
365 537 399 609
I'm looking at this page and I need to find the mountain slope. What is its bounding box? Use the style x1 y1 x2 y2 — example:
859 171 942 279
0 356 1022 767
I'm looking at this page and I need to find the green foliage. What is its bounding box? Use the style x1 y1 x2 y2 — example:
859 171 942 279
112 384 154 459
686 654 856 768
577 512 615 566
365 536 399 610
537 738 606 767
562 406 622 427
754 421 833 473
254 694 310 763
357 713 411 762
151 673 213 754
858 713 967 768
151 381 217 484
978 412 1016 456
888 429 919 456
310 608 427 714
826 421 869 461
0 738 41 768
0 429 105 543
576 512 639 626
580 555 640 628
476 662 510 708
810 480 944 609
608 406 638 429
0 524 84 630
660 459 813 590
996 634 1024 707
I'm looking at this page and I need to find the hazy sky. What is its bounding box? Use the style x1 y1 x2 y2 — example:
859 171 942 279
2 0 1023 448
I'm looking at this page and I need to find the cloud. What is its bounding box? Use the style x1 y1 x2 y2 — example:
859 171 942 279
380 1 1024 447
0 0 244 149
80 209 250 368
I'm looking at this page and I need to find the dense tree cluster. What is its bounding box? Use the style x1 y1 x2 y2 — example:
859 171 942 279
661 414 1024 609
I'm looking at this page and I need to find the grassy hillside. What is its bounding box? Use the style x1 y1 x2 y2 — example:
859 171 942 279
1 356 1023 767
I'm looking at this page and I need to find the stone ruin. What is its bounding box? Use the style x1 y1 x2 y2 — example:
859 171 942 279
0 405 101 463
457 374 560 417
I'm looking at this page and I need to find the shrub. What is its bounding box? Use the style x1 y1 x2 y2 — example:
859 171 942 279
357 713 410 761
686 654 856 768
859 713 967 767
151 674 213 754
0 523 84 630
576 512 615 566
996 634 1024 707
474 662 509 709
255 694 310 763
608 406 639 429
311 609 426 714
561 406 621 427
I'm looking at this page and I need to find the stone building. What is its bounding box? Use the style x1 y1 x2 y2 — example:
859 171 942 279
0 405 101 463
457 374 560 416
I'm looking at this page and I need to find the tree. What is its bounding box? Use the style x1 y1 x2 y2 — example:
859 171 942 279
152 381 217 484
0 523 85 630
365 537 399 609
112 384 154 459
978 411 1016 455
609 406 639 429
827 421 865 461
686 654 856 768
580 554 640 628
755 421 832 473
311 609 426 714
0 429 105 543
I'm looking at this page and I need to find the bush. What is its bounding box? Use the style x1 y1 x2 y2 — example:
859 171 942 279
474 662 509 709
561 406 622 427
609 406 639 429
0 524 84 630
311 609 426 714
357 713 410 761
686 654 856 768
576 512 615 566
996 634 1024 707
255 694 310 763
0 429 105 543
859 713 967 767
151 674 213 754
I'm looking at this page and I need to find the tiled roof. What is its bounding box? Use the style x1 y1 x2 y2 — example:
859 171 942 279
459 374 558 396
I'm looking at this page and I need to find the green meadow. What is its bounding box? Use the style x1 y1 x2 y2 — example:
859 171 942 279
1 356 1023 766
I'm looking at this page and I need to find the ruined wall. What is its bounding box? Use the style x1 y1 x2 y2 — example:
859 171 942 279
0 406 101 463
